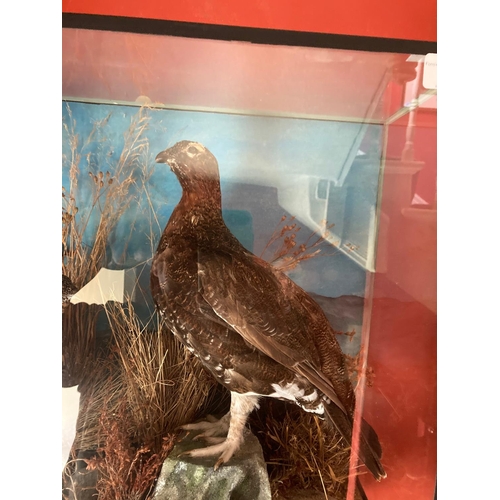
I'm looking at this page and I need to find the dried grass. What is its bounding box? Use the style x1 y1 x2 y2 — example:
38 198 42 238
70 345 124 452
250 389 366 499
261 215 344 273
64 303 218 499
62 105 153 387
103 300 217 447
89 404 176 500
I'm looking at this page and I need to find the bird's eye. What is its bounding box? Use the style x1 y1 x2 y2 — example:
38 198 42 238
187 146 198 155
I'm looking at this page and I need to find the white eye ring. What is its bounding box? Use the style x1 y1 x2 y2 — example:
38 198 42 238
186 144 203 157
186 147 196 157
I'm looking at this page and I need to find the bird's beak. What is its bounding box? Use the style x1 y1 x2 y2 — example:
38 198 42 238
155 150 171 164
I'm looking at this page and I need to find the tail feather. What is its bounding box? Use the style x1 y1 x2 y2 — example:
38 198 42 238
323 401 386 481
361 418 383 463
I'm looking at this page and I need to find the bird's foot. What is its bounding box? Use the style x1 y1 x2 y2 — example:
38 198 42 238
180 435 243 470
179 413 230 441
201 436 226 445
178 393 258 470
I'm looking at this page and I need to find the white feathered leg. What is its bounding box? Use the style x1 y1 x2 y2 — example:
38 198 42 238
181 392 260 470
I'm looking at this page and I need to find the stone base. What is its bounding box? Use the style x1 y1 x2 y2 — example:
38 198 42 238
151 427 271 500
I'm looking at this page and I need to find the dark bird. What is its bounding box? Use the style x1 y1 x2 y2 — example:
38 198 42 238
150 140 386 481
62 274 78 311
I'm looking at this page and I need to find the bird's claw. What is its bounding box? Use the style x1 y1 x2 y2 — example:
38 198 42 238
175 430 190 442
178 414 230 438
194 436 225 444
192 429 227 442
177 448 227 471
176 437 241 470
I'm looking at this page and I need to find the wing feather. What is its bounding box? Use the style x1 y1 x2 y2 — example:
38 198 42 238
197 247 347 414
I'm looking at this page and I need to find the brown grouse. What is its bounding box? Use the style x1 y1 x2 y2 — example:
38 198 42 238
150 140 386 480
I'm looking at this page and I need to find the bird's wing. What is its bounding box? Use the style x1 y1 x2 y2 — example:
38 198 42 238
196 247 347 413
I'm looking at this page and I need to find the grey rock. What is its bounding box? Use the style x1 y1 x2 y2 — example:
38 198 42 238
152 427 271 500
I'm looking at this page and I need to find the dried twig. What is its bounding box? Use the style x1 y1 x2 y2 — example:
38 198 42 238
261 215 338 273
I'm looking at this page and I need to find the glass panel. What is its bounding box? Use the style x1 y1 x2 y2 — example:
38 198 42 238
360 101 437 500
62 28 424 123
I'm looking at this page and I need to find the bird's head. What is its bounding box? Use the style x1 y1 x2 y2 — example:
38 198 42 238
155 141 220 190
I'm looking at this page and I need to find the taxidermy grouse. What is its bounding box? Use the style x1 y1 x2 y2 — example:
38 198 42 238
150 140 386 480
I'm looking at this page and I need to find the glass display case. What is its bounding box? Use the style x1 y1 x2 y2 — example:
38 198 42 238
62 22 436 500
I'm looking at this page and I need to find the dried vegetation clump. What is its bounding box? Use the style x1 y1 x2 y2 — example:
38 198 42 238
102 301 217 447
62 105 153 387
260 215 335 272
85 404 176 500
250 400 367 500
64 305 217 500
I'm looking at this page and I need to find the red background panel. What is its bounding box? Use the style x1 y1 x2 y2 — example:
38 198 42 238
62 0 437 42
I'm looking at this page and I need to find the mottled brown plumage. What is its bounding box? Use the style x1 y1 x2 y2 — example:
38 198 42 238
62 274 78 311
150 140 385 480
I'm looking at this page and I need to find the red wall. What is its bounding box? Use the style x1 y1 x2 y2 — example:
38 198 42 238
62 0 436 42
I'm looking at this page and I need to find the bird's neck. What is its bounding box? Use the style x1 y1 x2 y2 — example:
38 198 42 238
178 182 223 220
